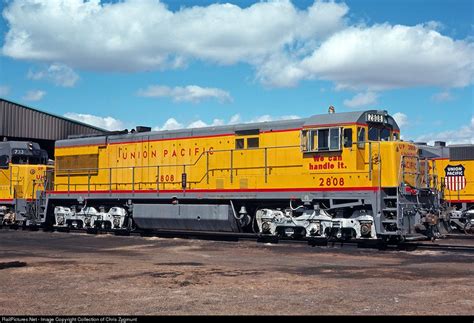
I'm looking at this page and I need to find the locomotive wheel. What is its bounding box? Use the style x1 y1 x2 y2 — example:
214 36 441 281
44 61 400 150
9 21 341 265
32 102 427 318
464 222 474 235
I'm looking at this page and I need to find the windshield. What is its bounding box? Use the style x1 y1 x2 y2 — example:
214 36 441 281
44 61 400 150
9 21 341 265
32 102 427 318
11 155 47 165
368 125 392 141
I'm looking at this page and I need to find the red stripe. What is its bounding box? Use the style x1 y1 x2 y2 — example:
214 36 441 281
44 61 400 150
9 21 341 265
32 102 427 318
445 199 474 203
47 186 380 195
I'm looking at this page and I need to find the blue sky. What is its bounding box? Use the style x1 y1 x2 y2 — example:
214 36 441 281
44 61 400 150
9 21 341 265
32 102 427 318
0 0 472 144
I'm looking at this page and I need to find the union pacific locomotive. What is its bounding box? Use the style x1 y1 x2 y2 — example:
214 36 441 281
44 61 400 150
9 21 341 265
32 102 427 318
41 109 442 242
418 142 474 233
0 141 51 226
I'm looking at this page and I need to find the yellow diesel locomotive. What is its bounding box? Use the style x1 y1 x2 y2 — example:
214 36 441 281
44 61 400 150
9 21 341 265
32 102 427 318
418 142 474 233
46 109 441 241
0 141 52 226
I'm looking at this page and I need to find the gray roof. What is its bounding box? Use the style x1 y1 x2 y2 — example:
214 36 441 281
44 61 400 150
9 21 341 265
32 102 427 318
416 143 474 161
0 141 46 157
0 98 106 140
57 109 400 147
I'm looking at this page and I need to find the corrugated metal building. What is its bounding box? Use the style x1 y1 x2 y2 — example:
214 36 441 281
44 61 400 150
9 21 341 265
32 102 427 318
0 98 106 158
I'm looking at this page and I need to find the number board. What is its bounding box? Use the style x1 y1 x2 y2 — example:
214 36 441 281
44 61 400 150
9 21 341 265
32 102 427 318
12 149 26 155
366 113 384 123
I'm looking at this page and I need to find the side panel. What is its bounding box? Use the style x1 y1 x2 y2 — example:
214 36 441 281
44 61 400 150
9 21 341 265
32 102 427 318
133 204 239 232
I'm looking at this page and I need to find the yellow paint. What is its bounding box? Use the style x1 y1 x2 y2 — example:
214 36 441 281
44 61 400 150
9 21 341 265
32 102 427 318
431 158 474 203
0 164 52 200
53 125 424 193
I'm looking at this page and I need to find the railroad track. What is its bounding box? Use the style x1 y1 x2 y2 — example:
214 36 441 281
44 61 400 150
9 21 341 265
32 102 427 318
3 224 474 254
442 233 474 240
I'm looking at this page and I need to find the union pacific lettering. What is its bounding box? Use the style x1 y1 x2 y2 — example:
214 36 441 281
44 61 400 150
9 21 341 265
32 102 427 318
118 146 214 160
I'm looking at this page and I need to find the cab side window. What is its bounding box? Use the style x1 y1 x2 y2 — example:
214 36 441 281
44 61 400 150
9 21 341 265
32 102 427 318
357 127 366 149
343 128 353 148
235 139 245 150
357 127 366 142
317 129 329 150
301 127 341 152
0 155 9 168
247 137 259 149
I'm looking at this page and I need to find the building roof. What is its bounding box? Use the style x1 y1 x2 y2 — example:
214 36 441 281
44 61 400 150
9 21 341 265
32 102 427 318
0 98 106 141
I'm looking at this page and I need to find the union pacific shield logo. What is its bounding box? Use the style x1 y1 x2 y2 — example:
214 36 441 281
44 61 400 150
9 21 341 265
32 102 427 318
444 164 466 191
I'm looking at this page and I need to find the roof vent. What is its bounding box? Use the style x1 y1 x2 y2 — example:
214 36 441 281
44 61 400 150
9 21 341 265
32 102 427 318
434 141 446 147
136 126 152 133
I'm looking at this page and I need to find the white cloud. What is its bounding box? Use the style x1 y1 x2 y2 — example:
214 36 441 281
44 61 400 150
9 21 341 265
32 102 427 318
393 112 408 127
153 118 184 131
229 114 242 124
0 86 10 96
3 1 472 91
23 90 45 101
137 85 232 103
431 90 454 102
415 117 474 145
343 91 378 108
27 63 79 87
259 24 474 89
2 0 346 71
187 119 225 128
63 112 124 131
154 113 300 130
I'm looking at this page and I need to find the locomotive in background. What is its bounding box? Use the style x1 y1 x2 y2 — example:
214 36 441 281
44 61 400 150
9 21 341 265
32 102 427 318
417 142 474 234
0 141 51 227
43 109 443 242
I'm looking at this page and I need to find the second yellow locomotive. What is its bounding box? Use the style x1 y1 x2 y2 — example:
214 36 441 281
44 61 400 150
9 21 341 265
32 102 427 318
46 109 441 241
0 141 51 226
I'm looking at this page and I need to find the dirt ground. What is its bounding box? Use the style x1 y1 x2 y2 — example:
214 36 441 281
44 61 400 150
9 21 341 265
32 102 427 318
0 230 472 315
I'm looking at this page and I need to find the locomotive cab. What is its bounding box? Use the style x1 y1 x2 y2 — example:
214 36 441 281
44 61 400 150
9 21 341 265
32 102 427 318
299 110 439 241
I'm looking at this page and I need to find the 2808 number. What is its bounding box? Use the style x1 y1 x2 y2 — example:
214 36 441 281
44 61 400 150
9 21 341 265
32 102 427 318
160 174 175 182
319 177 344 187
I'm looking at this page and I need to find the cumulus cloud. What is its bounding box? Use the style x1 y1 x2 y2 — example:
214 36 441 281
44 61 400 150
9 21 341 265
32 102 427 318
1 0 346 71
63 112 124 131
27 63 79 87
23 90 45 101
137 85 232 103
2 1 472 90
431 90 454 102
154 118 183 131
262 24 474 89
415 117 474 145
343 91 378 108
393 112 408 127
0 86 10 96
